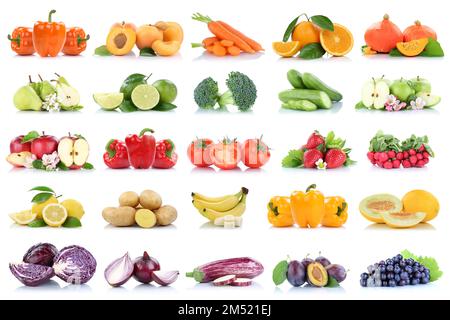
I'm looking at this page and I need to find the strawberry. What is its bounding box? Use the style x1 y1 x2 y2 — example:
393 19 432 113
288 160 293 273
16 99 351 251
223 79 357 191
325 149 347 169
303 149 323 168
305 131 324 150
153 139 178 169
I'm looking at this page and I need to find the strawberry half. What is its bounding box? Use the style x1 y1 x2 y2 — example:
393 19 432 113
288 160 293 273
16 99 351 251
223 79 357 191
304 149 323 168
325 149 347 169
305 131 325 150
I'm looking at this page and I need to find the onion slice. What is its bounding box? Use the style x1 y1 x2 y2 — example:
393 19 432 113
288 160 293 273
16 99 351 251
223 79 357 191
104 252 134 287
152 270 179 286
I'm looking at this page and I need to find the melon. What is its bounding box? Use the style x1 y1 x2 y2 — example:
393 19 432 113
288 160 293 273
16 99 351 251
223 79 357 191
359 194 402 223
381 211 426 228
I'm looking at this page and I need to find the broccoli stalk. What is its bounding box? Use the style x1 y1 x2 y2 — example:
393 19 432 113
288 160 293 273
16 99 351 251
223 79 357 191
218 71 257 111
194 77 220 109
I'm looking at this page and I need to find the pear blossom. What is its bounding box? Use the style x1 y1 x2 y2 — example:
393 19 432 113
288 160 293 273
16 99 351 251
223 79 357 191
42 93 61 112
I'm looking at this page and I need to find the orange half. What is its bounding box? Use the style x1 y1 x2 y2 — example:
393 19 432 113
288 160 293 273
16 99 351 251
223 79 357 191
320 23 354 57
272 41 301 57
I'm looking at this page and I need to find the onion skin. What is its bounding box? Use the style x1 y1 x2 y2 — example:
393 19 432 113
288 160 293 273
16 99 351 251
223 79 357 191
23 243 59 267
133 251 160 284
104 252 134 287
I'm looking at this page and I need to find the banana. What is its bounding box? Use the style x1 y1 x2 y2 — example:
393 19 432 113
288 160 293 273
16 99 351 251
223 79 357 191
200 193 247 222
192 187 248 203
193 191 243 212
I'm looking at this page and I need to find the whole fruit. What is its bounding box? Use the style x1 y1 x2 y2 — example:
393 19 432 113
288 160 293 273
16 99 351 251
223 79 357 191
291 21 320 49
152 79 177 103
120 73 150 100
389 79 415 102
364 14 403 53
31 135 58 159
403 21 437 42
136 24 163 50
287 260 306 287
10 135 32 153
409 76 431 93
61 199 85 220
133 251 160 283
402 190 439 222
31 196 58 219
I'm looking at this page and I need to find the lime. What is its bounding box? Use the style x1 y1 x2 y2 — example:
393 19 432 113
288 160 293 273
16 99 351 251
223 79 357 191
152 79 178 103
131 84 160 110
93 93 124 110
42 204 68 227
120 73 149 100
9 210 37 225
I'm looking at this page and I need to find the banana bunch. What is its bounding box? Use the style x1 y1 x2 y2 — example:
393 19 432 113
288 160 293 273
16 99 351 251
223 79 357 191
191 187 248 222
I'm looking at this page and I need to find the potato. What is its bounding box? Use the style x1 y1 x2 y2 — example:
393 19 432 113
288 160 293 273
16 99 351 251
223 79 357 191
119 191 139 207
139 190 162 210
155 205 177 226
135 209 157 228
102 206 136 227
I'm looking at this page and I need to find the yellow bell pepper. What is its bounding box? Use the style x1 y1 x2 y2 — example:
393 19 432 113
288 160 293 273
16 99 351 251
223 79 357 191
322 196 348 227
267 196 294 227
290 184 325 228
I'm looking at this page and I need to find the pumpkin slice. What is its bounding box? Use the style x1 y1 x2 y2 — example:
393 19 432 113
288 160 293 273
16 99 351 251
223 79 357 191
381 211 426 228
396 38 428 57
320 23 354 57
272 41 301 57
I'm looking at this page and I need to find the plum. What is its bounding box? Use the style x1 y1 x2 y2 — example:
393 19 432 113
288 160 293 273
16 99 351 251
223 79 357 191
287 260 305 287
326 264 347 283
315 256 331 267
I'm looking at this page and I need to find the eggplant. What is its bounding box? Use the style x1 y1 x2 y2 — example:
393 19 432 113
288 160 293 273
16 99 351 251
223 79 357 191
186 257 264 283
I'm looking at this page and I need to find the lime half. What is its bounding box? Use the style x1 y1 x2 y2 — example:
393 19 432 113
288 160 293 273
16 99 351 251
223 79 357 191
131 84 160 110
93 92 124 110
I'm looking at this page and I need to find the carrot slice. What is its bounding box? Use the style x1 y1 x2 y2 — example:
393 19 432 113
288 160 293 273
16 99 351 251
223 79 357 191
212 43 227 56
203 36 219 48
217 21 263 52
206 45 215 53
207 21 255 53
220 39 234 47
227 46 241 56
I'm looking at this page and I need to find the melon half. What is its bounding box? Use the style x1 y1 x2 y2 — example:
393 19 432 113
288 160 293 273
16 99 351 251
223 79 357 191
359 194 402 223
381 211 426 228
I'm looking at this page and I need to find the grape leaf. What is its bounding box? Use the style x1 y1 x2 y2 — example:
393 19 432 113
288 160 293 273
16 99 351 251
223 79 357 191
273 260 288 285
401 249 443 282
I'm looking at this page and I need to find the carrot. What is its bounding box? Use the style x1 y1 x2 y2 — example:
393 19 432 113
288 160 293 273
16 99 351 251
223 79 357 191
217 21 263 52
212 43 227 56
192 13 255 54
203 37 219 47
206 45 215 53
227 46 241 56
220 39 234 47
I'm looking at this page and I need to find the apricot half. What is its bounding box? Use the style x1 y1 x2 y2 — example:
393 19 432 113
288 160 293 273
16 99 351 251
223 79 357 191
155 21 184 43
152 40 181 56
136 25 163 50
106 22 136 56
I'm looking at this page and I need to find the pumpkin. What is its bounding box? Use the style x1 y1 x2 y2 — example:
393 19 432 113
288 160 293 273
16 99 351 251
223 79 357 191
364 14 403 53
403 21 437 42
396 38 428 57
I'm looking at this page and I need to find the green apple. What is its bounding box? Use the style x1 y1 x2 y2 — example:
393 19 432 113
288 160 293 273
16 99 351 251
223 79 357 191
152 79 177 103
417 92 441 107
389 79 415 102
409 76 431 93
13 85 42 111
361 79 390 109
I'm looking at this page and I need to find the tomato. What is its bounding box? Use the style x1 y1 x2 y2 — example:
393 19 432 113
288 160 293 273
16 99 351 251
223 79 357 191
242 137 270 168
210 138 241 170
187 138 214 167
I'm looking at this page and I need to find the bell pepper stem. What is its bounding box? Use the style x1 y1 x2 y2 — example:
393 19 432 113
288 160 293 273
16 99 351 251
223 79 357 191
105 139 117 158
8 34 21 44
306 184 317 192
48 9 56 22
77 34 90 45
139 128 155 137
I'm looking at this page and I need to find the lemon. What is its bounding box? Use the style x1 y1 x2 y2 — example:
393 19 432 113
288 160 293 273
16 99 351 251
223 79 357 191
32 196 58 219
61 199 85 220
131 84 160 110
42 204 68 227
9 210 37 225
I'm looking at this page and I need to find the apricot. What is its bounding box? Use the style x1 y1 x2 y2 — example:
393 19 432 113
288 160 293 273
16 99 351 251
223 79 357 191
151 40 181 56
106 22 136 56
136 24 163 50
155 21 184 43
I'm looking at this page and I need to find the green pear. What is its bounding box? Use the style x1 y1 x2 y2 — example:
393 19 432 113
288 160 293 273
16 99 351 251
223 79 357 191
56 83 80 110
39 81 55 100
13 85 43 111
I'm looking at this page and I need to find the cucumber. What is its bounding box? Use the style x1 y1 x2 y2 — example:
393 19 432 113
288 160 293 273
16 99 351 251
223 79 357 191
287 69 305 89
301 72 343 102
278 89 332 109
282 100 318 111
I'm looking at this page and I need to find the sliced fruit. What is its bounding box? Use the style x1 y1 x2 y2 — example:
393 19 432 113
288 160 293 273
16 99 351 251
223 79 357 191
359 194 402 223
106 22 136 56
9 210 37 225
61 199 85 220
42 204 68 227
381 211 426 228
396 38 428 57
307 262 328 287
231 278 253 286
319 23 354 57
361 79 390 109
362 46 377 55
6 151 33 167
213 275 236 286
417 92 441 107
131 84 160 110
31 196 58 219
93 93 124 110
402 190 439 222
272 41 301 57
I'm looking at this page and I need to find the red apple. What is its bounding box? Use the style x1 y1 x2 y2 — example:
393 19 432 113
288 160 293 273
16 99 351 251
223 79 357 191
57 135 89 168
10 136 31 153
31 135 58 159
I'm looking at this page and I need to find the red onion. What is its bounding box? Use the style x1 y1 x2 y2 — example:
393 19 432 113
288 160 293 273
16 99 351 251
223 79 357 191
152 270 179 286
133 251 160 284
104 252 134 287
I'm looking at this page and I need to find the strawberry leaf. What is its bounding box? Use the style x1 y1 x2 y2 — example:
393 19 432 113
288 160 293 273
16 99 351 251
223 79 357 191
282 149 304 168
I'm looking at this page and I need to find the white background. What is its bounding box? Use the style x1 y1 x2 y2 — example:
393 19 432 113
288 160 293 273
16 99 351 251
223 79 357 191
0 0 448 300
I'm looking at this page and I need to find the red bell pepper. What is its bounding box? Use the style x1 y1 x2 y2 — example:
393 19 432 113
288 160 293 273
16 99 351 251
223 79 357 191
103 139 130 169
33 9 66 57
125 128 156 169
62 27 90 55
8 27 35 55
153 139 178 169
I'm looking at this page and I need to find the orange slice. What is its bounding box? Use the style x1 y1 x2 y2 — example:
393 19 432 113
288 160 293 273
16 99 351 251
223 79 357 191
319 23 354 57
272 41 301 57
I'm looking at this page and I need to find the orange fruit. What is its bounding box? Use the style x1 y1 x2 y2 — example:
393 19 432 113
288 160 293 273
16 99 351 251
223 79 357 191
291 21 320 49
272 41 301 57
319 23 354 56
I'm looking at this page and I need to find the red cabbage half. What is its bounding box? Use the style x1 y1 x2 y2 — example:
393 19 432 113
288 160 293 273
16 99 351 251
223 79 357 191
53 245 96 284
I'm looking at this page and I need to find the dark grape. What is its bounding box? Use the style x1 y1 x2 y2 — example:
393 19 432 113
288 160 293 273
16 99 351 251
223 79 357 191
360 273 369 280
421 277 430 284
406 258 414 266
414 271 422 279
360 279 367 287
386 259 393 265
381 273 387 281
382 280 388 287
396 254 403 261
411 278 419 285
394 274 401 282
388 280 396 287
399 260 406 268
378 260 385 266
394 266 401 274
413 266 419 273
419 266 424 272
398 280 406 286
405 266 413 274
413 262 420 268
400 272 409 280
387 273 394 280
386 265 394 272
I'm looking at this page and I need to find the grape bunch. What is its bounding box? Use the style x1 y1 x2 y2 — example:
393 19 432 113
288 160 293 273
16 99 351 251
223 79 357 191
360 254 430 287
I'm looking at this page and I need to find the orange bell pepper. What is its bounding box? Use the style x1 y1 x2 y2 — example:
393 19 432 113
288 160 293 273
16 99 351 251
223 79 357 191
322 196 348 227
33 10 66 57
62 27 90 55
8 27 35 55
267 196 294 227
290 184 325 228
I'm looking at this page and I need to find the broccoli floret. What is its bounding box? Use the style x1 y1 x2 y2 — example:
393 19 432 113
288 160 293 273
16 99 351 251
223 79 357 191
218 71 257 111
194 77 220 109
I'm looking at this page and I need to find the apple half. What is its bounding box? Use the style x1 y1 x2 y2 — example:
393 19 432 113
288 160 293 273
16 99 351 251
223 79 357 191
57 137 90 168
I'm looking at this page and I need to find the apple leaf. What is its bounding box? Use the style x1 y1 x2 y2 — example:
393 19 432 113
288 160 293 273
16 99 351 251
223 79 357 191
57 162 69 171
22 131 40 143
31 192 53 204
32 160 45 170
83 162 94 170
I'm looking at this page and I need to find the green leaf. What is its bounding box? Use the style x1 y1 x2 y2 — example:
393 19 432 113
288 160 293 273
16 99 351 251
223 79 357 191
355 101 367 109
119 100 138 112
310 15 334 31
282 149 304 168
57 162 69 171
22 131 40 143
83 162 94 170
140 47 157 56
272 260 288 285
419 38 444 57
298 43 326 60
62 217 82 228
389 48 403 57
282 15 300 42
401 250 443 282
28 219 47 228
326 276 340 288
32 160 45 170
29 186 55 193
94 45 112 56
152 102 177 111
31 192 53 203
